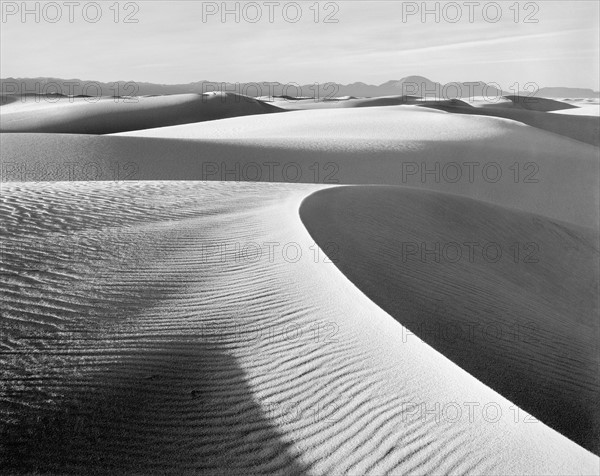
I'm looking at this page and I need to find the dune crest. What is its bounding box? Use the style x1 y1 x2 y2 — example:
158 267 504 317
300 185 600 454
0 92 284 134
1 181 598 474
421 100 600 146
8 106 596 226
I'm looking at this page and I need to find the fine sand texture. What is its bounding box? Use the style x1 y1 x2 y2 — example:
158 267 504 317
1 181 598 475
1 93 599 474
300 185 599 454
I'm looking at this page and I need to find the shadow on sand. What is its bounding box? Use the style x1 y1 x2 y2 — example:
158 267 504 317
1 339 308 475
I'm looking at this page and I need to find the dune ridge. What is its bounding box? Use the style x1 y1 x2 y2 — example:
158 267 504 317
4 105 597 228
299 185 600 454
420 100 600 146
1 90 598 475
501 95 579 112
3 91 597 147
1 181 598 474
0 92 284 134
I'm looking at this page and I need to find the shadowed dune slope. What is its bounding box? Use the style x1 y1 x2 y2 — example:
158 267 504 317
269 95 424 110
300 185 600 454
2 344 308 475
1 181 598 474
502 95 579 112
0 92 284 134
421 102 600 146
256 94 573 113
0 95 19 106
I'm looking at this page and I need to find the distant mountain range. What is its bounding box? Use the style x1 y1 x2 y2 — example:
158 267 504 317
1 76 598 99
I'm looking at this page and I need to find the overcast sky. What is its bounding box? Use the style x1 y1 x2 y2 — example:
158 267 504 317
1 1 598 89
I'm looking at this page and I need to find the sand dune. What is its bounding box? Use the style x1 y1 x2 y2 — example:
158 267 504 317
0 92 284 134
421 101 600 146
3 107 597 228
3 89 596 146
269 95 424 110
0 95 19 106
300 185 599 454
1 94 598 474
115 105 594 228
1 181 597 474
267 95 480 111
468 97 600 116
259 94 599 145
501 95 580 112
551 104 600 116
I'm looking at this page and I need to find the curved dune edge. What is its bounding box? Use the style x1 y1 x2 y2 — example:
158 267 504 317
299 185 599 455
502 95 579 112
0 92 284 134
420 101 600 146
2 91 596 144
1 181 598 475
3 106 599 229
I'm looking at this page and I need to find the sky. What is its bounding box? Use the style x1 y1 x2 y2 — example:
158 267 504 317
1 1 599 89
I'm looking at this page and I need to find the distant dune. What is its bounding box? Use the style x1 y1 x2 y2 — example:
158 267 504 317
300 185 599 454
270 95 424 110
550 102 600 117
114 105 598 228
2 105 598 229
502 95 579 112
0 95 19 106
420 101 600 146
0 92 284 134
226 94 599 146
2 90 596 146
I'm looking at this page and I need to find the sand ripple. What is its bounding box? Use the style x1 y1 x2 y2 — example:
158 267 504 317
1 181 597 474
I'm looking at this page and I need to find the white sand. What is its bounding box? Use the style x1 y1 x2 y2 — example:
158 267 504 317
113 106 598 228
1 95 598 474
1 181 597 474
550 104 600 116
300 185 599 454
